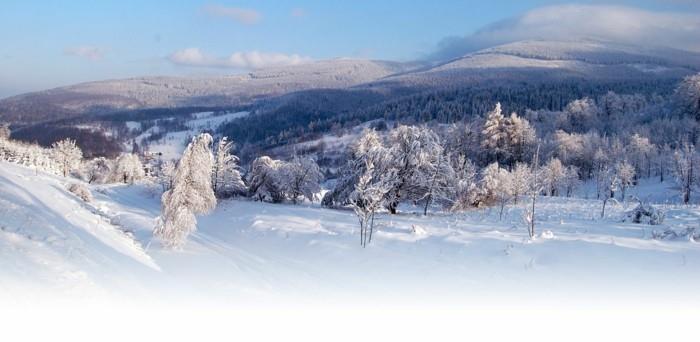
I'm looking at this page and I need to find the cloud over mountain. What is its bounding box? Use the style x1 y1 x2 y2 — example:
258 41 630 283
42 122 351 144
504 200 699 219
168 48 311 69
431 4 700 60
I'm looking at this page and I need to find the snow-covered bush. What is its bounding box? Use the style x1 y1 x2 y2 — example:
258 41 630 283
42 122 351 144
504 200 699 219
625 203 665 225
652 227 699 242
67 183 92 202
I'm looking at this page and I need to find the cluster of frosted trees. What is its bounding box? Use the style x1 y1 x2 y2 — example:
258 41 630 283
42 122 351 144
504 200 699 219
324 93 700 244
1 127 148 184
154 133 324 247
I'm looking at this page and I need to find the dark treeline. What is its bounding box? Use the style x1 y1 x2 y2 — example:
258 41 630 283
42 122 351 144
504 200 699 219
218 79 678 149
11 124 122 159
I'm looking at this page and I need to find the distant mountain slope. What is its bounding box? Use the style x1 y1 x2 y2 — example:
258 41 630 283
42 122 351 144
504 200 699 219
3 40 699 125
369 40 699 88
0 59 411 124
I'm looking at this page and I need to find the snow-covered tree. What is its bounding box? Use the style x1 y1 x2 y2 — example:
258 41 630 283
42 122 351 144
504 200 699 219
593 148 610 199
351 159 393 247
159 160 176 192
562 97 600 132
322 128 387 208
51 138 83 177
510 162 532 203
504 112 536 164
83 157 112 184
628 134 654 179
563 166 581 197
247 156 285 203
281 155 323 204
0 124 10 140
384 125 443 214
154 133 217 248
212 137 246 198
673 143 697 204
451 155 479 210
111 153 145 184
675 73 700 120
481 103 509 164
525 145 542 238
540 158 565 196
418 149 454 215
615 161 635 200
480 163 513 219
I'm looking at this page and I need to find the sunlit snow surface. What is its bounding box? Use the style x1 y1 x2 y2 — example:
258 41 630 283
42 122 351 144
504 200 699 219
2 160 699 306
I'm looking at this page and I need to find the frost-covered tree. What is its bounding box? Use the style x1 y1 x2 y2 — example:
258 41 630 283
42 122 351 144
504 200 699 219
615 161 635 200
562 97 601 132
0 124 10 140
481 103 509 165
504 112 536 164
322 129 387 208
111 153 145 184
540 158 565 196
510 162 532 204
83 157 112 184
247 156 285 203
51 138 83 177
675 73 700 120
480 163 513 219
351 160 393 247
563 166 581 197
384 125 443 214
212 137 246 198
281 155 323 204
628 134 654 179
159 160 176 192
420 152 454 215
525 145 542 238
154 133 217 248
673 143 697 204
593 148 610 199
451 155 479 210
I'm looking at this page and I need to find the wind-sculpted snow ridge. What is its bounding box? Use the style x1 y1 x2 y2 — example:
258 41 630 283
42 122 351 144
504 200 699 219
2 160 700 305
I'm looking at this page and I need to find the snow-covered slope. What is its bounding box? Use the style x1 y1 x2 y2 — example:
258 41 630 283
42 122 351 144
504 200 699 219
132 111 249 160
373 40 700 88
0 59 411 123
2 160 700 304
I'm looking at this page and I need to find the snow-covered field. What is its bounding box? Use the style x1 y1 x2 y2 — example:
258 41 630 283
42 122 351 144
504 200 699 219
133 111 249 160
2 159 700 300
2 160 700 340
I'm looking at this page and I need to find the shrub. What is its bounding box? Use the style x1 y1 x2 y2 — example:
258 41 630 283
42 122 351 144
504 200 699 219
68 183 93 202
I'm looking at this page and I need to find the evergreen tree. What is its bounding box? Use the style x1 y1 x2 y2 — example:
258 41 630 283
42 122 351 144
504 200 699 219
154 133 217 248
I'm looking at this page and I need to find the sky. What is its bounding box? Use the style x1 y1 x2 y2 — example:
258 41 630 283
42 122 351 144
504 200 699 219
1 0 699 98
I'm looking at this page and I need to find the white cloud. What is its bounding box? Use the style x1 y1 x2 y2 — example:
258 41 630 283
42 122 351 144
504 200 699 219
203 5 261 25
64 46 106 61
431 4 700 60
168 48 312 69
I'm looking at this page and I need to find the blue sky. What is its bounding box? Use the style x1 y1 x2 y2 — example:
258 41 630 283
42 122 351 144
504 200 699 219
1 0 698 98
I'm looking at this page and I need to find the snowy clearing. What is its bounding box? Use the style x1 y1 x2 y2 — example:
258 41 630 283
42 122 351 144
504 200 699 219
2 160 699 307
